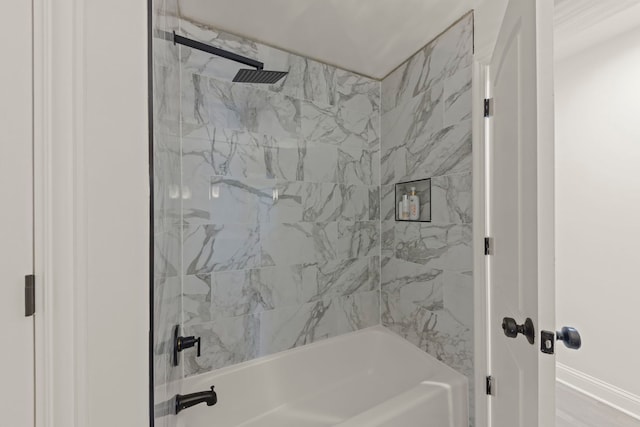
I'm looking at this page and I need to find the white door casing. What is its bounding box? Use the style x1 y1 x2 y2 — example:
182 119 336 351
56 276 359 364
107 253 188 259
0 0 35 425
486 1 556 426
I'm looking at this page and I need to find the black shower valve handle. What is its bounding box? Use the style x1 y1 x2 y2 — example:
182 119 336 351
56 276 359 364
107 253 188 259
173 325 203 367
178 335 202 357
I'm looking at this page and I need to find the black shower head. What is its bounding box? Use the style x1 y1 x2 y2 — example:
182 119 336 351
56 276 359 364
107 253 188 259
232 69 289 84
163 31 289 85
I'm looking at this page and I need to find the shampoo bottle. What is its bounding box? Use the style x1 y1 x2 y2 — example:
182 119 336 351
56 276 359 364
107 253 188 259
401 194 410 220
408 187 420 220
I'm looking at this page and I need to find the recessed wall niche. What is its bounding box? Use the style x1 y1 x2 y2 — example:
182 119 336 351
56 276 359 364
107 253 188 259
394 178 431 222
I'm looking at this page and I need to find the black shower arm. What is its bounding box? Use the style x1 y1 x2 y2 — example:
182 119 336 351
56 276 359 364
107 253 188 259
156 30 264 70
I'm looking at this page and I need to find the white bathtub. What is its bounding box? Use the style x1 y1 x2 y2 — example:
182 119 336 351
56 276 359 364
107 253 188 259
175 326 468 427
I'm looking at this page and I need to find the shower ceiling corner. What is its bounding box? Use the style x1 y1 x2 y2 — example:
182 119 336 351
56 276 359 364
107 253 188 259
176 0 476 79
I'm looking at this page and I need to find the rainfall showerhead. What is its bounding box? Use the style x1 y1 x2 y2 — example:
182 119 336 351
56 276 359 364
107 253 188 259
233 69 289 84
163 31 289 85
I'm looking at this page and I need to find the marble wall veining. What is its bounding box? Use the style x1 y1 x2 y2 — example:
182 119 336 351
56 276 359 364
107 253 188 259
380 12 475 423
152 7 475 427
175 19 381 377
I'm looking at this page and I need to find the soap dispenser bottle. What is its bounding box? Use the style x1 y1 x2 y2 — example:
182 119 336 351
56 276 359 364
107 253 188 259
403 194 410 220
408 187 420 220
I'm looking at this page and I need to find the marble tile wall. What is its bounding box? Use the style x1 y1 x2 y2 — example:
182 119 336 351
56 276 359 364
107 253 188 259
175 19 381 376
380 12 475 424
152 8 475 426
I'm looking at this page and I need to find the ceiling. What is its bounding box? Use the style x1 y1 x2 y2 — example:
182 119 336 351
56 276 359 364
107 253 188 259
177 0 505 79
554 0 640 61
177 0 640 78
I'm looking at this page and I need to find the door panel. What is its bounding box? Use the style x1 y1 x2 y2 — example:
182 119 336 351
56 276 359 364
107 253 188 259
0 1 35 426
487 1 555 426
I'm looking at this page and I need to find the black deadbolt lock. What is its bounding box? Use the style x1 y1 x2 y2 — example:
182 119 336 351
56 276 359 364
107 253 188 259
502 317 535 345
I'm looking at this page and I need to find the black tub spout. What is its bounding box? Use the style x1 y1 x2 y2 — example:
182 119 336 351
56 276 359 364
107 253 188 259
175 386 217 415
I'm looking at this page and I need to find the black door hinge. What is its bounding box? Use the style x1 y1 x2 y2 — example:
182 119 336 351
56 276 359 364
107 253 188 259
484 237 493 255
484 98 493 117
25 274 35 317
486 376 494 395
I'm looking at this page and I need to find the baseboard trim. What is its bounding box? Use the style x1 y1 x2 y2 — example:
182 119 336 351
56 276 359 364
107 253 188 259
557 362 640 421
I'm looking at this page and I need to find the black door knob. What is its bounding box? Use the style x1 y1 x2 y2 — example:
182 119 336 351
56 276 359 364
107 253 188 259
557 327 581 350
502 317 535 345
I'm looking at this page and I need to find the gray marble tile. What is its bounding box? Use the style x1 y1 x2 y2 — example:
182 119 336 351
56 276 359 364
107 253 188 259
256 264 317 309
381 220 395 257
181 72 301 141
182 176 273 225
432 173 473 224
336 221 380 260
394 222 473 272
261 181 339 223
298 139 340 183
177 18 384 114
380 144 408 186
302 59 338 106
444 65 472 126
337 145 378 186
183 315 260 376
333 290 380 334
259 290 379 355
442 270 474 331
368 111 381 151
335 68 381 114
182 274 212 327
181 133 286 181
183 223 261 274
380 83 443 184
405 120 472 180
260 222 337 267
301 101 372 149
154 226 181 278
381 45 443 115
383 82 444 150
153 62 181 136
336 257 381 298
377 12 475 426
258 256 379 308
259 299 332 355
336 185 372 221
153 275 181 357
381 13 473 114
369 186 380 221
381 257 444 300
153 12 390 381
307 257 380 302
153 134 181 231
382 266 473 378
209 269 273 319
182 132 338 185
153 353 171 388
435 13 474 82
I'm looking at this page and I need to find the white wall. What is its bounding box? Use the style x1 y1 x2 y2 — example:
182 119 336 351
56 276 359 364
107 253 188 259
84 1 150 425
40 0 150 425
555 25 640 415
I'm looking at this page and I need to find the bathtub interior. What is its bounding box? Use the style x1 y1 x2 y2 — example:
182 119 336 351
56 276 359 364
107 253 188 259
169 326 468 427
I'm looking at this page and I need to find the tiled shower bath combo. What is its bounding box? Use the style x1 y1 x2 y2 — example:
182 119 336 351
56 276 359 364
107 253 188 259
152 1 474 424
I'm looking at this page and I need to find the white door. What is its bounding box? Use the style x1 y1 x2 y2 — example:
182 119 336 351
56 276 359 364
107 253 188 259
0 0 35 426
486 1 556 426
